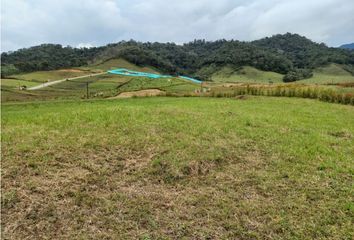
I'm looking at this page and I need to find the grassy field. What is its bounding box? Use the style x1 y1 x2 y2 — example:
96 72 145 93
1 58 167 102
1 73 200 102
85 58 158 73
299 64 354 84
209 64 354 85
0 79 39 88
2 61 354 103
2 97 353 239
116 77 200 94
11 69 98 83
211 66 284 83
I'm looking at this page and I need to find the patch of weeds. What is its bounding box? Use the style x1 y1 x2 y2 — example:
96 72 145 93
72 189 98 207
328 131 352 139
343 202 354 214
2 190 19 209
150 159 182 183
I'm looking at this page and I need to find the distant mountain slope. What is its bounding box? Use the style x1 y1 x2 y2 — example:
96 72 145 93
339 43 354 50
252 33 354 69
2 33 354 81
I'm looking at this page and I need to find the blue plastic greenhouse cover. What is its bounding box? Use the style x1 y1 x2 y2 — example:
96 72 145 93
107 68 202 83
179 76 202 83
108 68 170 79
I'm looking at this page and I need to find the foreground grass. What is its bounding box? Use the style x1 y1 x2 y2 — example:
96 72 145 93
2 97 354 239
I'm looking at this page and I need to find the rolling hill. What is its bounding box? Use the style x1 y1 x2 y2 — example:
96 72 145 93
340 43 354 50
2 33 354 83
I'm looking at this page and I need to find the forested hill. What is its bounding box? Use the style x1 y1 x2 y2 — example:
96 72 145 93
2 33 354 81
340 43 354 50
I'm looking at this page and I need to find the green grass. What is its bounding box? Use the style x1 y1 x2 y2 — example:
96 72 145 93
11 69 96 82
1 78 39 88
1 73 199 102
2 74 131 101
299 64 354 84
3 62 354 103
117 76 199 94
86 58 158 73
2 97 353 239
210 64 354 85
45 73 130 96
211 66 284 83
1 79 46 102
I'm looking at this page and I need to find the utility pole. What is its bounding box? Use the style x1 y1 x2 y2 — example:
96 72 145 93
86 82 89 99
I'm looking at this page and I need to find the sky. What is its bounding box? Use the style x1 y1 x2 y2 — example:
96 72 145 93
1 0 354 52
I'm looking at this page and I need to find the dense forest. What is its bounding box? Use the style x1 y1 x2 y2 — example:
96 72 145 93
2 33 354 82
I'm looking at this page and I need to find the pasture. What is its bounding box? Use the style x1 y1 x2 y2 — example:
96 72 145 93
2 97 353 239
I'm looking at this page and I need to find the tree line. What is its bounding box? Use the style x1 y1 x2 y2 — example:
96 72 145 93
2 33 354 82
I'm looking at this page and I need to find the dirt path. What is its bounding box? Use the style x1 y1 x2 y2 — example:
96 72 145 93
28 72 106 90
110 89 165 98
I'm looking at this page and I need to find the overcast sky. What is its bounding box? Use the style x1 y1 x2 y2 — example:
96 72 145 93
1 0 354 52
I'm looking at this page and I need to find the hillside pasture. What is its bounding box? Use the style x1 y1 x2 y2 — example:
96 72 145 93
11 69 96 83
86 58 158 73
211 66 284 83
299 64 354 84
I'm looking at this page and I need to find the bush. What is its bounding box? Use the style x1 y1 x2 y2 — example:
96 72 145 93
283 68 313 82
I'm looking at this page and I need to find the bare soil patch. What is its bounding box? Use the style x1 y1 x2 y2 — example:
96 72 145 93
58 69 84 73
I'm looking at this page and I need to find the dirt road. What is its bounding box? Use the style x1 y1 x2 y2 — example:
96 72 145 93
28 72 106 90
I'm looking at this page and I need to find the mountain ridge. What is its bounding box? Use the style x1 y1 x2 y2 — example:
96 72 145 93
2 33 354 81
340 43 354 50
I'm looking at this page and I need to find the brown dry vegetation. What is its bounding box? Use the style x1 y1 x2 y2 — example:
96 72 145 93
2 97 354 239
113 89 165 98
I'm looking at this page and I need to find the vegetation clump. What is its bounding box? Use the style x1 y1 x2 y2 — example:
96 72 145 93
283 68 313 82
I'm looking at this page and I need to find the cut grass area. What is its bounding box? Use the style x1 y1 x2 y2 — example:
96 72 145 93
11 69 96 83
211 64 354 85
1 74 131 101
1 73 198 102
1 78 39 88
2 97 353 239
299 64 354 84
211 66 284 83
116 76 200 94
85 58 158 73
1 79 46 102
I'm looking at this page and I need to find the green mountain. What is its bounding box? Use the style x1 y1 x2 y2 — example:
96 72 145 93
340 43 354 50
2 33 354 82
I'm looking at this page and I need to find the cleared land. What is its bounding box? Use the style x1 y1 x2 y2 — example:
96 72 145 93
11 68 99 83
28 72 106 90
85 58 158 73
2 60 354 103
1 58 201 102
299 64 354 84
211 66 284 83
2 97 353 239
209 64 354 85
112 89 165 98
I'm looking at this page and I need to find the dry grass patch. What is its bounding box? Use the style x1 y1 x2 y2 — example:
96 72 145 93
2 97 353 239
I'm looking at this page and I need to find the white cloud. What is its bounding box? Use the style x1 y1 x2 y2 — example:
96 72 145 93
77 43 94 49
1 0 354 52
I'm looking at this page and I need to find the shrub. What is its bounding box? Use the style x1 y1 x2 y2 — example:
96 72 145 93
283 68 313 82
